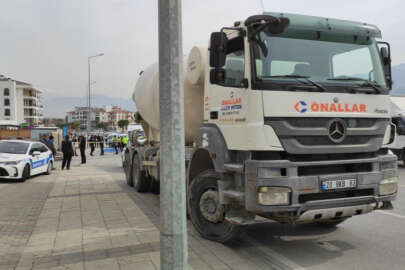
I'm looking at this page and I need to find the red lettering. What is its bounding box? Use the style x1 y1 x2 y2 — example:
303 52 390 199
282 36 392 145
329 103 337 112
352 104 359 112
311 102 319 112
360 104 366 112
344 104 351 112
338 104 344 112
320 103 329 112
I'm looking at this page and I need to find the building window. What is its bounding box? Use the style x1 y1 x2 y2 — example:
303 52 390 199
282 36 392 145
4 88 10 96
4 99 10 106
5 109 10 116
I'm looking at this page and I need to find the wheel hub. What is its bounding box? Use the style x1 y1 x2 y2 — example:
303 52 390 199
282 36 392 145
199 190 224 223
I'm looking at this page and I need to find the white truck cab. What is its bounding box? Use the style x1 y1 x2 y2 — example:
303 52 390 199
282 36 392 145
127 12 398 243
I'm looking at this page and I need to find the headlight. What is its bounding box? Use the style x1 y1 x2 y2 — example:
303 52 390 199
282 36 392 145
379 177 398 196
258 187 291 206
2 160 23 166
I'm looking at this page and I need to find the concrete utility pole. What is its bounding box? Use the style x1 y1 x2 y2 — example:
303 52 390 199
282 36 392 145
158 0 188 269
87 53 104 134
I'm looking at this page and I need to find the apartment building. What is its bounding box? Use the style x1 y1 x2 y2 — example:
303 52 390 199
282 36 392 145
0 75 44 128
66 105 134 131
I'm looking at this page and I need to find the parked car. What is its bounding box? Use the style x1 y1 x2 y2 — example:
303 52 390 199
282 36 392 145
0 140 54 182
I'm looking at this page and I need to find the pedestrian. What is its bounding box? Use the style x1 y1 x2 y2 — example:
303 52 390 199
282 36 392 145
47 135 57 157
79 135 86 164
118 136 123 152
40 134 48 145
122 135 129 149
61 135 74 170
99 135 104 156
72 136 78 156
113 135 119 155
90 136 95 156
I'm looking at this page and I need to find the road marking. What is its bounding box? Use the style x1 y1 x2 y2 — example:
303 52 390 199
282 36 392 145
376 210 405 220
244 235 307 270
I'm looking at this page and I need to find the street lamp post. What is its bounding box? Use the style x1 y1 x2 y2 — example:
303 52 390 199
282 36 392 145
87 53 104 134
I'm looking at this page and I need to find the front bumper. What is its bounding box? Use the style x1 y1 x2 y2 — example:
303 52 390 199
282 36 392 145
0 165 20 179
244 154 397 221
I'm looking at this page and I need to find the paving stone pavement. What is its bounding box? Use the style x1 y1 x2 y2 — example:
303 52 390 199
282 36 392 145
0 153 286 270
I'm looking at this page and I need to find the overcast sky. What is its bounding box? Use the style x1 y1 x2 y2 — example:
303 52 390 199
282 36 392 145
0 0 404 99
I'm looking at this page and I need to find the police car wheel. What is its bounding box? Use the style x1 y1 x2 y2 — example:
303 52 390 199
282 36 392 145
20 165 30 182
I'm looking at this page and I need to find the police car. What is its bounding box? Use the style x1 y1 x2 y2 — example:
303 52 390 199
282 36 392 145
0 140 54 182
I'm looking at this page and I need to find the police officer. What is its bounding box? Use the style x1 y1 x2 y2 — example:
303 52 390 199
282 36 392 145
79 135 86 164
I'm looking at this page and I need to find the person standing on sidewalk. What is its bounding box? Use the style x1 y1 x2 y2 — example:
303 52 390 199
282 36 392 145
79 135 86 164
90 136 95 156
113 135 119 155
99 135 105 155
61 135 74 170
122 135 129 149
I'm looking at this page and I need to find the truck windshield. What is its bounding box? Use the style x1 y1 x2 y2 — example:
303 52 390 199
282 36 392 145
252 34 387 93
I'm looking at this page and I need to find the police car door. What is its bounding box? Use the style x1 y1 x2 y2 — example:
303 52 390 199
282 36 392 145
28 143 41 175
38 143 51 173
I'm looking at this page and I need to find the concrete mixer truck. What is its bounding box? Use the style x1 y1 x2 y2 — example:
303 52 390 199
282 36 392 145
124 12 398 243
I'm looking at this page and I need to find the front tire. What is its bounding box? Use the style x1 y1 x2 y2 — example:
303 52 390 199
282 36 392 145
188 169 239 244
132 153 150 192
20 165 30 182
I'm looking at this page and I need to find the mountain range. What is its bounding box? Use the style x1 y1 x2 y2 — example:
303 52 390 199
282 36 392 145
44 64 405 118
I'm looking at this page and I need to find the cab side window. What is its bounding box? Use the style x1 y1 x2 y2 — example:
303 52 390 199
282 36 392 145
221 36 245 88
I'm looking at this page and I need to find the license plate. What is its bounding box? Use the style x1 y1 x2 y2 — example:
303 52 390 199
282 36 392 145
321 179 357 191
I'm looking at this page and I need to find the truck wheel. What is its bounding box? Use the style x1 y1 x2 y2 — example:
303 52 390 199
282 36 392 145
314 218 347 228
188 169 239 244
125 152 133 186
132 154 150 192
150 179 160 195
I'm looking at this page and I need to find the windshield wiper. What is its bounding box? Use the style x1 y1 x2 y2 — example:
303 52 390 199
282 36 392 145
327 77 382 94
262 75 326 92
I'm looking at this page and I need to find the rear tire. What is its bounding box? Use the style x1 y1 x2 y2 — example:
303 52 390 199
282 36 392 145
20 165 30 182
124 151 133 187
188 169 240 244
150 179 160 195
133 153 150 192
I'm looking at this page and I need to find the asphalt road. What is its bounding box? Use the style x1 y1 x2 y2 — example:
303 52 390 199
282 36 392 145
1 155 405 270
131 163 405 270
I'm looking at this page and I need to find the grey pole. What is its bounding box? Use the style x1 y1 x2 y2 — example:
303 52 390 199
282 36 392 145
87 53 104 134
87 58 91 134
158 0 188 269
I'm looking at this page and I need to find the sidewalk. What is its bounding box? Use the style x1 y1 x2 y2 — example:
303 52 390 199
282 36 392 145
14 156 165 270
1 153 279 270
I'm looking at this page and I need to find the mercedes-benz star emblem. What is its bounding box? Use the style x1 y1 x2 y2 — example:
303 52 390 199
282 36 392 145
328 119 347 143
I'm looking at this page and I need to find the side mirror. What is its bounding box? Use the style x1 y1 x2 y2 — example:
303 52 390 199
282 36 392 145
32 151 41 156
209 32 228 68
379 44 392 89
210 68 226 84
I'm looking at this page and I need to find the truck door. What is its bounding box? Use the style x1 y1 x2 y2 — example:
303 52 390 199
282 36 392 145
207 36 249 149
